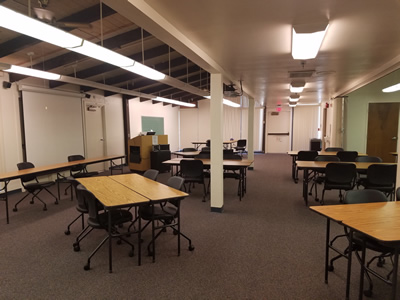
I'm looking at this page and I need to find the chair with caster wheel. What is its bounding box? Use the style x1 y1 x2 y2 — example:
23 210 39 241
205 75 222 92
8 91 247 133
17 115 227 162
77 185 135 271
328 189 393 297
143 169 159 181
138 176 194 263
14 162 58 212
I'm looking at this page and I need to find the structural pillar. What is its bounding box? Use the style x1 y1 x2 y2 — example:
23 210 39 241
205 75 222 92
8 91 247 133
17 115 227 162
247 97 255 169
210 73 224 212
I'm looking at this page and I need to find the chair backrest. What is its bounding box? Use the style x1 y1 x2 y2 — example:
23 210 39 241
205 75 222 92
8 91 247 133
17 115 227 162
74 182 88 211
325 163 356 184
397 187 400 201
336 151 358 162
201 147 210 152
143 169 159 181
182 148 197 152
206 139 211 147
17 162 37 183
223 153 242 160
68 154 86 172
366 164 397 186
344 189 388 204
167 176 185 190
180 159 204 178
315 155 340 162
355 156 383 163
77 184 101 227
237 139 246 147
325 147 344 152
196 151 210 159
297 150 318 161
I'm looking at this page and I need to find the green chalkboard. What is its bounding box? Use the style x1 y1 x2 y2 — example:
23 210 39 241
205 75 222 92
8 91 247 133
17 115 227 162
141 116 164 135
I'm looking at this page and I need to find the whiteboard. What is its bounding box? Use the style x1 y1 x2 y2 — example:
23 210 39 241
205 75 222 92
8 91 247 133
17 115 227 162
22 90 84 167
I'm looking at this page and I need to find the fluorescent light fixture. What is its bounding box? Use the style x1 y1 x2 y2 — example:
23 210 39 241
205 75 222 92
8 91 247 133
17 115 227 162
0 5 83 48
289 94 300 102
204 96 241 108
382 83 400 93
289 103 297 107
69 40 134 68
290 81 305 93
123 62 165 80
5 65 61 80
0 5 165 81
152 96 196 107
292 23 329 60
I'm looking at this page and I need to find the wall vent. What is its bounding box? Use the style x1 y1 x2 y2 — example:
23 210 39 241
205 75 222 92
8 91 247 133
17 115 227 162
289 70 315 78
271 112 279 116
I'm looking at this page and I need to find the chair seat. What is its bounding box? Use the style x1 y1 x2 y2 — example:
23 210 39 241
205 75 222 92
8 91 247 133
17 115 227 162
325 182 353 190
24 181 55 190
139 204 177 220
353 232 394 253
88 210 132 228
223 172 240 179
72 172 99 178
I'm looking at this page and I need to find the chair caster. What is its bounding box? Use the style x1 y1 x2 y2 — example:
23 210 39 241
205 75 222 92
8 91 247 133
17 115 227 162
30 201 34 204
84 264 90 271
328 265 334 272
188 245 195 251
315 198 319 202
65 229 71 235
363 290 372 297
377 258 385 267
43 207 47 211
13 208 18 212
129 250 134 257
73 242 80 251
117 239 122 245
148 250 154 256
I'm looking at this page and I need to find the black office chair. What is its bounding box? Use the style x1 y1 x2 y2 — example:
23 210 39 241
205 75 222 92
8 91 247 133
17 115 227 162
336 150 358 162
143 169 159 181
65 179 87 235
325 147 344 152
223 153 243 200
295 150 319 181
64 155 99 199
309 155 340 202
320 163 356 204
234 139 247 156
138 176 194 262
396 187 400 201
180 159 207 202
355 156 383 188
77 185 134 271
13 162 58 212
364 164 397 200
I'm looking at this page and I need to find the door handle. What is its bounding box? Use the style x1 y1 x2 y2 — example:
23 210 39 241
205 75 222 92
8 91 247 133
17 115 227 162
392 137 397 140
100 138 104 141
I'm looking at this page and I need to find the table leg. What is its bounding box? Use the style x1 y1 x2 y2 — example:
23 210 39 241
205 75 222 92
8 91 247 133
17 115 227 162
138 213 142 266
325 219 330 283
1 181 9 224
292 155 298 183
108 209 113 273
358 236 366 300
302 168 309 206
346 229 353 300
391 247 399 300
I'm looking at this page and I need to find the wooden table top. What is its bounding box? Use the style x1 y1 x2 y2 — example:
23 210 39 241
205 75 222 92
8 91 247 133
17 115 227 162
163 157 254 167
110 173 188 201
77 176 149 208
288 150 367 156
296 160 396 170
0 155 125 181
172 151 201 157
311 202 400 243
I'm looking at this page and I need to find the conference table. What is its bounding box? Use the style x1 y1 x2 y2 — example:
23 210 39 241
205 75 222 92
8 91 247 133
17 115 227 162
296 161 396 206
77 173 188 272
163 157 253 200
191 140 237 150
172 151 200 158
311 202 400 300
288 150 367 183
0 155 125 224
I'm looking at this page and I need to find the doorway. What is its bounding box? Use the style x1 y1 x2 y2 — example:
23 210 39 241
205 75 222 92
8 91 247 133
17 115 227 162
83 102 106 172
366 102 399 162
266 110 290 153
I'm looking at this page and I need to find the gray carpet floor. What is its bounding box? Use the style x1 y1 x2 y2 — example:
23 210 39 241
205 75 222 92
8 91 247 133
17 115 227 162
0 154 396 299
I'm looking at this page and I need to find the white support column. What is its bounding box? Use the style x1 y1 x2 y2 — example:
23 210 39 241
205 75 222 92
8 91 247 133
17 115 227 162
248 97 255 169
210 73 224 212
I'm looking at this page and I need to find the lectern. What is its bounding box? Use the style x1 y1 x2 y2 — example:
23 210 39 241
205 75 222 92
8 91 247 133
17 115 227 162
128 135 168 171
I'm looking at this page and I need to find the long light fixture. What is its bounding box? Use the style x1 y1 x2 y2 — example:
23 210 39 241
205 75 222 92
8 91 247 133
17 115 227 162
204 96 241 108
290 81 305 93
289 94 300 102
382 83 400 93
152 96 196 107
0 5 165 81
292 23 329 60
5 65 61 80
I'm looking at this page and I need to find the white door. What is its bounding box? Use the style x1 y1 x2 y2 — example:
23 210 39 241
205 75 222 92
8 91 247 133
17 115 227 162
84 102 105 172
266 110 291 153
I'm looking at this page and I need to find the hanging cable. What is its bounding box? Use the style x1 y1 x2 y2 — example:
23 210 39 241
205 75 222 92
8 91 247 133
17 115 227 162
100 0 104 46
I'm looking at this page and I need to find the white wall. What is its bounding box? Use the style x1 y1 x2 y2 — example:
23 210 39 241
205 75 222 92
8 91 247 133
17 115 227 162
128 97 180 151
104 95 124 160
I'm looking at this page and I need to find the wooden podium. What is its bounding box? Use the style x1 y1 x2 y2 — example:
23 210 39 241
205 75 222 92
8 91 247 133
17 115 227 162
128 135 168 171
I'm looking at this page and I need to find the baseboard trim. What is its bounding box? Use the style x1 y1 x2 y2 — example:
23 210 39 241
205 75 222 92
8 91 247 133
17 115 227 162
211 206 224 213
